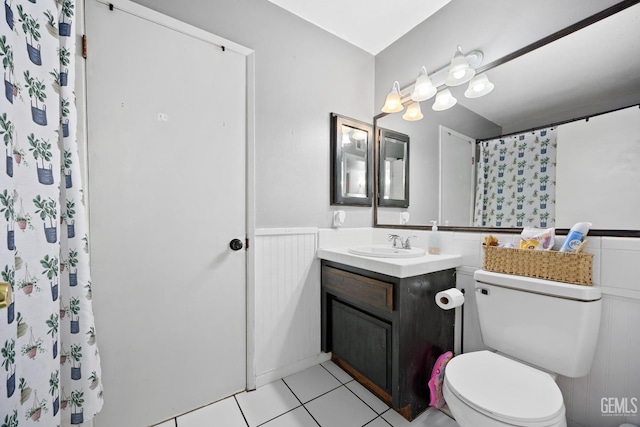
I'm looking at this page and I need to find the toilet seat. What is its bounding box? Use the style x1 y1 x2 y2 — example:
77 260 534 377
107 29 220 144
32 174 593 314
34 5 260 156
444 351 565 426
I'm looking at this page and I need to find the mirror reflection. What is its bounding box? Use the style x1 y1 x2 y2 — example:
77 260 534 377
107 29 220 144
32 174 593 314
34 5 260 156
378 128 409 207
331 113 373 206
375 3 640 231
341 126 368 199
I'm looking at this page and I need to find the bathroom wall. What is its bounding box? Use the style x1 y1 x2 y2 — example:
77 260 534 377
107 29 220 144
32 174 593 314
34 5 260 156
131 0 375 230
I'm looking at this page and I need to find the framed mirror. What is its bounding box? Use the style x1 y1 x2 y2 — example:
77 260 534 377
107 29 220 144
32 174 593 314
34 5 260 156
378 128 409 208
330 113 373 206
373 1 640 236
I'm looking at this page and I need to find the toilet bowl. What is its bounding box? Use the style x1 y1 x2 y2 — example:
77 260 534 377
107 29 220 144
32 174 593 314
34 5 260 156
443 351 566 427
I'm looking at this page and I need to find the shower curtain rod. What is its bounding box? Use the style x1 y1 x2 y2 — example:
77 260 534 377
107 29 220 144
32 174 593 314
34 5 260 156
476 102 640 143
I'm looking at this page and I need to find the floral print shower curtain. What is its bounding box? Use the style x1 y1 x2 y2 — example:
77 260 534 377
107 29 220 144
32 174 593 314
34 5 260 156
473 128 557 228
1 0 103 425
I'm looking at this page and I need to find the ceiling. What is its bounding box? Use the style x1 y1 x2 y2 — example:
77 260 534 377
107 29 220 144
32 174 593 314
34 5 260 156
266 0 451 55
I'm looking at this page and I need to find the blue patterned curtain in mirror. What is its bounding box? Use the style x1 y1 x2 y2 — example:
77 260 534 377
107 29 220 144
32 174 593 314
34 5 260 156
473 128 557 228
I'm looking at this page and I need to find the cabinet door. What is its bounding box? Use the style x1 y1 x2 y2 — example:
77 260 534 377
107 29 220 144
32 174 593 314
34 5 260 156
332 300 392 394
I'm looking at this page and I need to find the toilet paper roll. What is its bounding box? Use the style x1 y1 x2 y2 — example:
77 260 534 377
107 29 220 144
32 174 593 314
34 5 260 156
435 288 464 310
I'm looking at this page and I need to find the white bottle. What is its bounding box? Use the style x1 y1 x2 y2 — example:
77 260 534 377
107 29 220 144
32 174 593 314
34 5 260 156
559 222 592 252
429 220 441 255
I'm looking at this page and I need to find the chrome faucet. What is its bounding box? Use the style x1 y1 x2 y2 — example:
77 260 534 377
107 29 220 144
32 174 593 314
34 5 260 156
388 234 402 248
402 236 418 249
388 234 417 249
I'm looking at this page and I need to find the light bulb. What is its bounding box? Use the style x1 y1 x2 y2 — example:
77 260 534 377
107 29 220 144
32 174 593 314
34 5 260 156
464 73 494 98
445 46 475 86
411 66 436 102
402 102 423 121
382 81 404 113
432 89 457 111
352 129 367 140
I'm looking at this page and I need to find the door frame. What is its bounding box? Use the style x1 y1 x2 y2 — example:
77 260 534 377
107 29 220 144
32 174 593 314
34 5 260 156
438 125 476 226
78 0 258 391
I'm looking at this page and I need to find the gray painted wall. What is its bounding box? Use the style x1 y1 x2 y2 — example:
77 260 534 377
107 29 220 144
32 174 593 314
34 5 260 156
131 0 375 229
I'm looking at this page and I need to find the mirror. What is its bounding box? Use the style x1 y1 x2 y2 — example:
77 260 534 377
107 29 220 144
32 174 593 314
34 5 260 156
378 128 409 207
375 3 640 232
330 113 373 206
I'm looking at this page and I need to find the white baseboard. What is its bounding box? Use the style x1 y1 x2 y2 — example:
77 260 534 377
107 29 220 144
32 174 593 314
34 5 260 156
254 352 332 389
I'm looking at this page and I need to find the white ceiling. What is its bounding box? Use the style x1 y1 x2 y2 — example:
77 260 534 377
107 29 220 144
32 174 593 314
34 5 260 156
266 0 452 55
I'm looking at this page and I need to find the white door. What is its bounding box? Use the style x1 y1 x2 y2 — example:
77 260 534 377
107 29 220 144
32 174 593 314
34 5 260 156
85 1 247 425
439 127 475 226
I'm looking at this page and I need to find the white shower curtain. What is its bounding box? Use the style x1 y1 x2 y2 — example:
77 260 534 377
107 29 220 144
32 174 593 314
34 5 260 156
473 128 557 228
1 0 103 424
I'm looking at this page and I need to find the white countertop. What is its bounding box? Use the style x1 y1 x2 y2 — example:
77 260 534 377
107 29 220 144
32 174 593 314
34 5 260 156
317 247 463 278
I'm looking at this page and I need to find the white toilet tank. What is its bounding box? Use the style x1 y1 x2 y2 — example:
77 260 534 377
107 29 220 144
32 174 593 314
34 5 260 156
474 269 602 378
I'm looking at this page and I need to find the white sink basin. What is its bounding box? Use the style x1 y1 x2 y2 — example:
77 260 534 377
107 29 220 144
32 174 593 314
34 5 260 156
348 245 426 258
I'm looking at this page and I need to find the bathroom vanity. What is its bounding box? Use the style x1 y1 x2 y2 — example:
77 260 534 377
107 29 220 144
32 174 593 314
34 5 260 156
317 248 462 421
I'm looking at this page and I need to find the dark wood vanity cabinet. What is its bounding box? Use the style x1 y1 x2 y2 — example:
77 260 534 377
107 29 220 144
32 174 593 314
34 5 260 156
321 260 456 421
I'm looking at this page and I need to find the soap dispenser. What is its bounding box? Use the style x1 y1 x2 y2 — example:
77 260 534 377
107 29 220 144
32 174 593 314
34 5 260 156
429 220 441 255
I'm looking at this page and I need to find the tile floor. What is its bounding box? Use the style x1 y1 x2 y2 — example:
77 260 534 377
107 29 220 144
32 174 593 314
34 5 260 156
154 361 460 427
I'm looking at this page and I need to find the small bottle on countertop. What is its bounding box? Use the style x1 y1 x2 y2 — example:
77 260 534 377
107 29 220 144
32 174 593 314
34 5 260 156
429 220 441 255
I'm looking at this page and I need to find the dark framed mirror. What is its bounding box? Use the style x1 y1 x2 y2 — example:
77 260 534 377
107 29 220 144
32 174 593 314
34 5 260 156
378 128 409 208
330 113 373 206
372 1 640 237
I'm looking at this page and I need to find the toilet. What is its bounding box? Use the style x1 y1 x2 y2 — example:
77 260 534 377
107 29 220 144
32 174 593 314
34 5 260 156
443 269 602 427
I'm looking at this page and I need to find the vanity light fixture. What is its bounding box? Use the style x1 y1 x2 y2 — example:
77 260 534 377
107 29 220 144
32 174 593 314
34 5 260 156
402 102 424 121
351 129 367 140
464 73 495 98
383 46 492 121
432 89 457 111
410 67 437 102
381 81 404 113
445 45 476 86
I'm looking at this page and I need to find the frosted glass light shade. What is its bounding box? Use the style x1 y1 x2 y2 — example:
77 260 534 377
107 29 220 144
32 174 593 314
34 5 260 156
432 89 457 111
465 73 495 98
445 46 475 86
403 102 423 121
351 129 367 140
382 81 404 113
411 66 437 102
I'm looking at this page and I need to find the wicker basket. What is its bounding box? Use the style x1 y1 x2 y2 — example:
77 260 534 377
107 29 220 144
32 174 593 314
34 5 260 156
483 246 593 286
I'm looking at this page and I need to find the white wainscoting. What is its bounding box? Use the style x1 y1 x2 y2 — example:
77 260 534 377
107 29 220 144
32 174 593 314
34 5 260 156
558 295 640 427
253 228 329 387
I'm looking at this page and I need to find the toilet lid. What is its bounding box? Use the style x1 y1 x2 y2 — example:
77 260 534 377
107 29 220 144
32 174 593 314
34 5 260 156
444 351 564 425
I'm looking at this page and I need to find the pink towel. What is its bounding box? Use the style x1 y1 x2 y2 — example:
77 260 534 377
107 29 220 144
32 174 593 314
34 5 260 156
428 351 453 408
